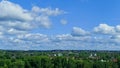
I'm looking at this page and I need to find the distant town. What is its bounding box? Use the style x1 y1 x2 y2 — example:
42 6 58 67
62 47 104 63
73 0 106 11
0 50 120 68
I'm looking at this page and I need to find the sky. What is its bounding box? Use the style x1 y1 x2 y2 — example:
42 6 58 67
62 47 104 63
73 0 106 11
0 0 120 50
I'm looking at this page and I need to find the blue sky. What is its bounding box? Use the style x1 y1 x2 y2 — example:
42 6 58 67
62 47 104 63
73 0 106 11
9 0 120 34
0 0 120 50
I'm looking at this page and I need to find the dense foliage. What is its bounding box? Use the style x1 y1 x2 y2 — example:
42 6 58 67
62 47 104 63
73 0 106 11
0 50 120 68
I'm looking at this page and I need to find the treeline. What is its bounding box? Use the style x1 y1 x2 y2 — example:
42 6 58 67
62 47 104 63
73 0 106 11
0 50 120 68
0 56 120 68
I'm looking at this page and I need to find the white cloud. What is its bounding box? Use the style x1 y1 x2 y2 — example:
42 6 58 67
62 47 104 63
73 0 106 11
94 24 115 35
1 1 120 50
71 27 90 36
0 21 33 31
7 28 27 35
17 33 49 42
0 0 65 32
55 34 91 41
0 1 33 22
94 24 120 36
32 6 64 16
0 0 65 35
116 25 120 32
35 15 51 28
60 19 67 25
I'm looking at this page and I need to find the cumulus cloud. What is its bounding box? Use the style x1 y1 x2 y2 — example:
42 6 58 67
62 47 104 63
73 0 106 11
32 6 64 16
0 0 65 36
0 21 33 31
60 19 67 25
7 28 27 35
1 24 120 50
1 0 120 50
94 24 115 35
35 15 51 28
55 34 91 42
0 1 33 22
94 24 120 35
116 25 120 32
0 0 65 31
71 27 90 36
17 33 50 43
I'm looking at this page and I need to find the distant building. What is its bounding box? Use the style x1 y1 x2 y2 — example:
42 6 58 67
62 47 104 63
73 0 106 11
58 53 63 56
54 54 57 56
101 59 106 62
94 53 97 56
